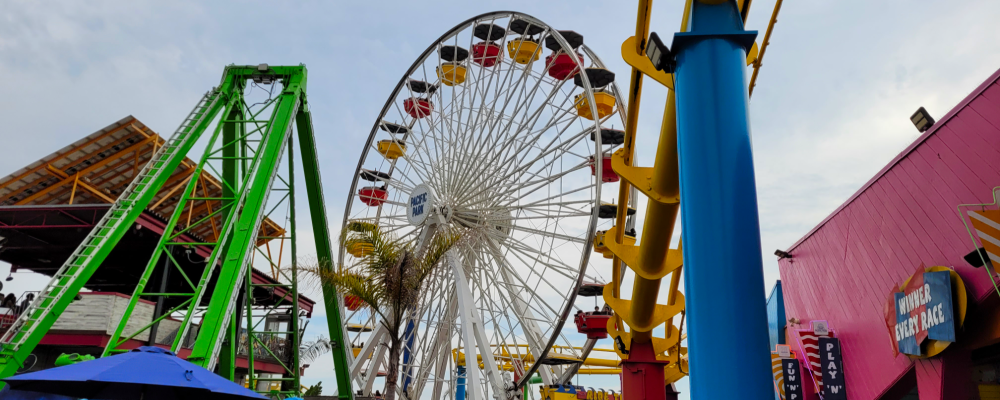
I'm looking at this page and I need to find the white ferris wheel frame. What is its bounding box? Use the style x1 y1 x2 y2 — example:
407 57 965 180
337 11 629 400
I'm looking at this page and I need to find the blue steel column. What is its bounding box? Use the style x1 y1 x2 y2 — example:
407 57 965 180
671 1 772 398
456 366 467 400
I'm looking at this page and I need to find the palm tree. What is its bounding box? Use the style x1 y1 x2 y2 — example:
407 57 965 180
299 221 458 400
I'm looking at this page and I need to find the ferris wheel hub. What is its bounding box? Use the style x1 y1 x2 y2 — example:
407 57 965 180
407 183 437 226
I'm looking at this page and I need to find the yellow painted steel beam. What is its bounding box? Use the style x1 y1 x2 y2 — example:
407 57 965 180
577 368 623 375
608 0 654 339
606 0 691 349
749 0 784 97
452 349 621 368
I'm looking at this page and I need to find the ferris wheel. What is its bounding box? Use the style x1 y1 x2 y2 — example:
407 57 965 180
339 11 630 400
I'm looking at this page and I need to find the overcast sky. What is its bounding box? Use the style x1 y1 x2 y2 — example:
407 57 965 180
2 0 999 398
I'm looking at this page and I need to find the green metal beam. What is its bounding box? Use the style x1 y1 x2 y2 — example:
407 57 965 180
186 67 305 370
102 91 244 358
218 90 246 380
286 131 302 392
296 107 354 400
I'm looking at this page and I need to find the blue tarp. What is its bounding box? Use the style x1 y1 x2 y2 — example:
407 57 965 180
0 385 79 400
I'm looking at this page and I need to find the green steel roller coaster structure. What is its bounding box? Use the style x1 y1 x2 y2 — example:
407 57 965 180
0 65 353 398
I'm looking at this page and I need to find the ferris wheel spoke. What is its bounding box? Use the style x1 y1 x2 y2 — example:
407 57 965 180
494 107 586 185
454 144 586 209
410 295 457 397
480 235 566 322
449 25 496 192
349 213 410 225
503 223 586 246
400 279 452 388
488 161 589 205
496 241 580 284
480 59 566 168
464 245 534 365
488 258 562 381
506 187 594 211
458 61 560 198
449 47 515 197
491 231 582 274
506 212 591 221
470 118 591 203
484 85 573 182
458 47 535 174
496 239 579 296
385 178 416 193
513 202 592 219
385 101 444 188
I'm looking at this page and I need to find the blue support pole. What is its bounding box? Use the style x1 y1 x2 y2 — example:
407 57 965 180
671 1 772 398
401 319 416 392
456 366 467 400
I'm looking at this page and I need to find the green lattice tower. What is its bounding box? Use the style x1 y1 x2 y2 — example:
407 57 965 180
0 65 354 399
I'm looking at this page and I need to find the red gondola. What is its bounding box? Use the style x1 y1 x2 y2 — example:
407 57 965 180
545 52 583 80
358 186 388 207
472 42 503 67
344 294 365 311
403 97 433 119
574 310 611 339
589 156 619 183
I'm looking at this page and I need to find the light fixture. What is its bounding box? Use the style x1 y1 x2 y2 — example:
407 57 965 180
910 107 935 132
774 249 792 259
5 272 12 282
964 247 990 268
645 32 675 73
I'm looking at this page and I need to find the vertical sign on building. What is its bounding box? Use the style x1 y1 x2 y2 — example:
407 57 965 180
819 337 847 399
782 359 804 400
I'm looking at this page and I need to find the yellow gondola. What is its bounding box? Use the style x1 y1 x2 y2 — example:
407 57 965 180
347 241 374 257
593 230 636 259
377 139 406 160
437 62 467 86
574 91 616 121
507 38 540 64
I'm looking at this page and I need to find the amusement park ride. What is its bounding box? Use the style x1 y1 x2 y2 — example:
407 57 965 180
0 0 784 399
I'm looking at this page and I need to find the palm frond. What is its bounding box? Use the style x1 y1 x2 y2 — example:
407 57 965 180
300 336 333 364
418 231 461 282
297 263 390 321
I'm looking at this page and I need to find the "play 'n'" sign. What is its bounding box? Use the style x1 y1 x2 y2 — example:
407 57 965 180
818 337 847 399
886 266 956 356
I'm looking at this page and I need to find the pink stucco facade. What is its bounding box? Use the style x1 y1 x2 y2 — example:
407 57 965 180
777 67 1000 400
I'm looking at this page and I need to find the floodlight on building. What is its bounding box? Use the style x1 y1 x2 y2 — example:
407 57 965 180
910 107 935 132
774 249 792 259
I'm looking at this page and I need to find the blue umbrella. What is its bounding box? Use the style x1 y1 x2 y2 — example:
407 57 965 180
3 347 266 400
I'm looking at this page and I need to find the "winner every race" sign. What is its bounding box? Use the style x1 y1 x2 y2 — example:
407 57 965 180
887 268 956 356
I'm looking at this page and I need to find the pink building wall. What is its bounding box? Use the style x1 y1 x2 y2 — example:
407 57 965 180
777 67 1000 400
